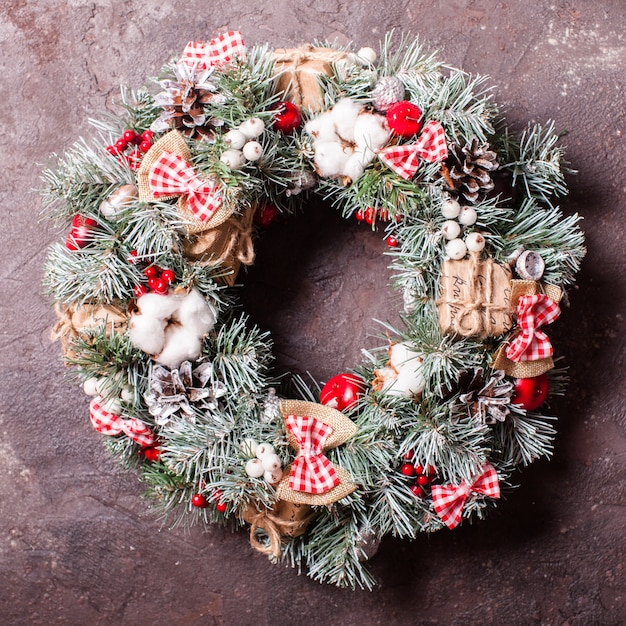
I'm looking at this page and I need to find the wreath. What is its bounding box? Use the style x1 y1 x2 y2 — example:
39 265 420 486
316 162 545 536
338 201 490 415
42 31 585 589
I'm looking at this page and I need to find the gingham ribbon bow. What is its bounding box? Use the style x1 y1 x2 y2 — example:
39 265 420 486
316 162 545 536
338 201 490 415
431 463 500 530
505 294 561 362
89 397 155 447
378 120 448 180
148 151 222 222
285 414 340 495
180 31 246 70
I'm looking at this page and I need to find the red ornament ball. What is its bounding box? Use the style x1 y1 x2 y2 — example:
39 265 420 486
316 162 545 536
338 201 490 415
386 101 423 137
385 235 399 248
216 501 227 513
320 373 367 412
66 215 97 250
271 101 302 134
191 494 209 508
401 463 415 476
254 203 280 229
512 373 550 411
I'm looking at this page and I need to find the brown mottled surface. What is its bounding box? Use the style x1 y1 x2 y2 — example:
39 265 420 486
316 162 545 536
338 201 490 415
1 1 624 624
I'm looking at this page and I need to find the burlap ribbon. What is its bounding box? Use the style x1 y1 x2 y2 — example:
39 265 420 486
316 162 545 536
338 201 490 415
276 400 358 505
272 45 350 111
437 254 513 339
492 279 563 378
243 500 315 558
50 302 128 360
137 130 233 234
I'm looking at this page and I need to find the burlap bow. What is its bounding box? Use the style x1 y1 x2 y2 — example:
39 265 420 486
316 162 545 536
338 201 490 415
276 400 358 505
179 31 246 70
431 463 500 529
378 120 448 180
89 396 155 447
137 130 233 234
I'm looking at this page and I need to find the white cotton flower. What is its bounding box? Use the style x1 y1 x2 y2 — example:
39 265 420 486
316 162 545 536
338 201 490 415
175 288 217 336
128 314 166 356
376 342 426 398
314 141 352 178
135 292 180 320
343 149 374 181
304 112 337 143
330 98 362 142
156 326 203 369
353 111 391 151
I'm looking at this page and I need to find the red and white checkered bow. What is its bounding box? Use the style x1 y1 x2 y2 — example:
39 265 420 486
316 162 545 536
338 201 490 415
89 397 155 447
431 463 500 529
148 151 222 222
505 294 561 362
180 31 246 70
285 414 340 495
378 120 448 180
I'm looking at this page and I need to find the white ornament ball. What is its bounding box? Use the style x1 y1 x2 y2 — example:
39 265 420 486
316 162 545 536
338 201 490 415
465 232 486 252
242 141 263 162
356 46 377 65
83 377 100 397
459 206 478 226
264 469 283 485
245 458 265 478
103 398 122 415
441 198 461 219
441 220 461 240
446 238 468 260
256 442 275 459
220 149 246 169
239 117 265 139
224 129 247 149
241 438 258 456
261 453 282 472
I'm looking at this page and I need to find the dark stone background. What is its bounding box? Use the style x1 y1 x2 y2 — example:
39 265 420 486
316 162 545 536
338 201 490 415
1 1 624 624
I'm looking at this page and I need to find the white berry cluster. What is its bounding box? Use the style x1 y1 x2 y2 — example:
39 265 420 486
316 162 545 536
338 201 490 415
220 117 265 169
440 197 485 259
82 374 134 414
242 439 283 485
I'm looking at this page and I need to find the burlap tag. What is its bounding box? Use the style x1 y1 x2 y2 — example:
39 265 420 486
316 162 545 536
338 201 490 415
276 399 358 505
182 204 255 286
50 302 128 361
492 279 563 378
243 500 315 558
437 255 513 339
272 45 350 111
137 130 233 234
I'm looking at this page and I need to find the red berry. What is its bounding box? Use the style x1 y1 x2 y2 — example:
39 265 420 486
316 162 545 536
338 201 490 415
417 474 430 486
512 373 550 411
106 145 119 156
378 208 390 221
355 208 365 222
191 494 209 508
147 277 159 291
271 101 302 134
401 463 415 476
320 373 367 412
386 235 399 247
364 207 376 225
139 140 153 153
152 278 168 294
142 446 161 462
414 464 424 475
216 501 227 513
410 484 425 498
254 203 280 228
141 129 154 142
160 269 175 284
403 450 414 461
134 284 148 298
128 250 138 263
144 265 159 278
123 129 137 144
115 137 128 151
386 101 423 138
427 465 437 477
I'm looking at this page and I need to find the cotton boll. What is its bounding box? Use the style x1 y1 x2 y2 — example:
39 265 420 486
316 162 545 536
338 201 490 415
353 112 391 151
156 325 203 368
330 98 362 143
135 292 180 321
343 149 374 181
304 112 337 144
175 288 217 337
385 342 426 397
314 141 352 178
128 314 166 356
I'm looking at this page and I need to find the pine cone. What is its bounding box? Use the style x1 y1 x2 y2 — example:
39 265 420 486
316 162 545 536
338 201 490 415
371 76 405 112
444 139 498 203
151 64 226 140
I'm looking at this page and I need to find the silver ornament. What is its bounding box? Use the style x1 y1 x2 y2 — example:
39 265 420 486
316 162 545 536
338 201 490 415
371 76 405 112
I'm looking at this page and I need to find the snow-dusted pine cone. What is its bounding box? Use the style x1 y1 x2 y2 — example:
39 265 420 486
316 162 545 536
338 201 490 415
371 76 405 112
445 139 499 203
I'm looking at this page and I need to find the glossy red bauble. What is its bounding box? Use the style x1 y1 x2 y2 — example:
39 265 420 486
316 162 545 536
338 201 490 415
66 215 97 250
191 493 209 508
254 203 280 229
512 373 550 411
271 101 302 134
386 101 423 137
320 373 367 412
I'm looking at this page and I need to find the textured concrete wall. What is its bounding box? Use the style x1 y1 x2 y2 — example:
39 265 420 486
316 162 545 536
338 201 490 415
1 1 624 624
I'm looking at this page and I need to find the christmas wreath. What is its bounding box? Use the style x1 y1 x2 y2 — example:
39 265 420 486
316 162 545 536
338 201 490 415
42 32 585 589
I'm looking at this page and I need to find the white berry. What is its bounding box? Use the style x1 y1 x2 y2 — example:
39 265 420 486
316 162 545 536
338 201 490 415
261 453 282 472
256 442 275 459
239 117 265 139
83 377 100 396
459 206 478 226
242 141 263 161
465 232 486 252
103 398 123 415
264 469 283 485
446 238 468 260
120 386 135 403
441 198 461 219
356 47 377 65
220 149 246 169
442 220 461 240
245 458 265 478
241 438 258 456
224 129 247 149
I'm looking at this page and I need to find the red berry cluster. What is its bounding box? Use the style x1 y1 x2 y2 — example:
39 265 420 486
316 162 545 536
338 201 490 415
106 129 154 170
400 451 437 498
66 214 98 250
191 490 227 512
133 263 176 297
